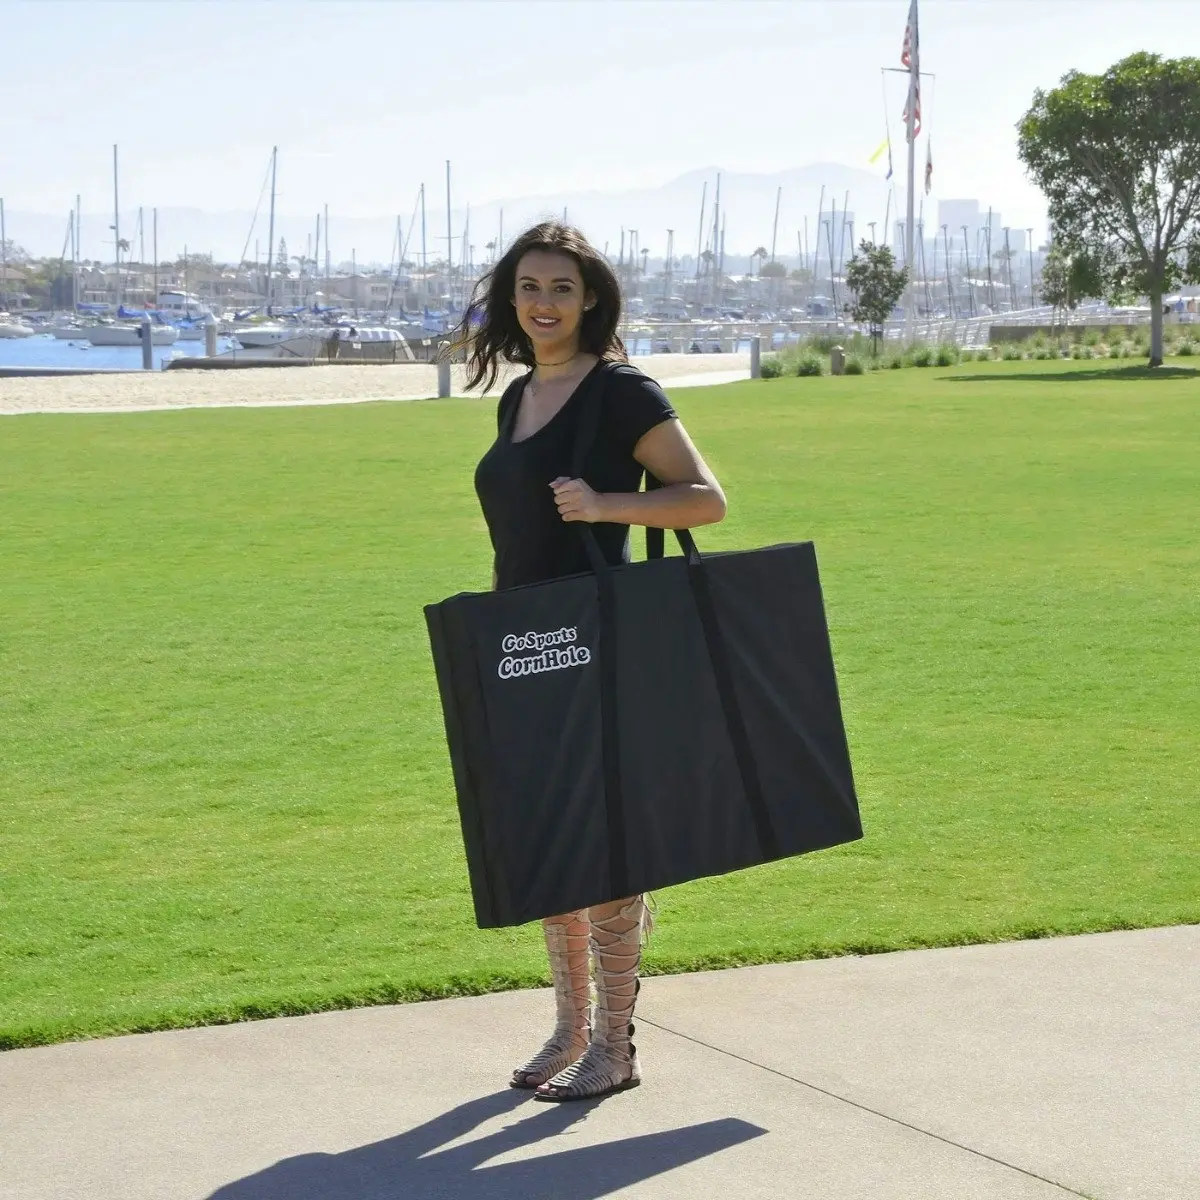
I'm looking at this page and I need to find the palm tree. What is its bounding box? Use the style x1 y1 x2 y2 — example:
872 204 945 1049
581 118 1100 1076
751 246 769 278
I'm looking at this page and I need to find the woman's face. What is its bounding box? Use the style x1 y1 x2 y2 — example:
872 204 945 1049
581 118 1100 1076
513 249 595 356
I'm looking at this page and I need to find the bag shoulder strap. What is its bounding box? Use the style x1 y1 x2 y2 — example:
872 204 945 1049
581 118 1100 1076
568 359 621 479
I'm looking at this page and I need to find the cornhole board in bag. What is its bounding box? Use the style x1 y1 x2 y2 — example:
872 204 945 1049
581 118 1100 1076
425 367 862 927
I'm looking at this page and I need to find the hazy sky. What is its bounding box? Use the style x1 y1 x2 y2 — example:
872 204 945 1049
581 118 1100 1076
1 0 1194 248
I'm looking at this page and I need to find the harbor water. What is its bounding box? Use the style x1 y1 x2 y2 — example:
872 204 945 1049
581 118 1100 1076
0 334 238 372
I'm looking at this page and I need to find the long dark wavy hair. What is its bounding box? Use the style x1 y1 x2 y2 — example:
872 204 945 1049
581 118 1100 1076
453 221 627 392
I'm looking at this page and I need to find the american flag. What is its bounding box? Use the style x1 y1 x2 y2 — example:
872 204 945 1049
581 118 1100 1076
901 0 921 140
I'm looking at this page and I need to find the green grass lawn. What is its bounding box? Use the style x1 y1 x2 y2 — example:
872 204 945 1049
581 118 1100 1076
2 358 1197 1049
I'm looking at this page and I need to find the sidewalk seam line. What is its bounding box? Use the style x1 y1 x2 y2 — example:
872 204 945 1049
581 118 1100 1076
638 1016 1095 1199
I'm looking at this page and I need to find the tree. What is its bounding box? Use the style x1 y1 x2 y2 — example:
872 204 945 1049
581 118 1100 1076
1 238 30 264
1018 53 1200 366
760 260 787 279
845 240 908 354
1039 240 1108 332
751 245 769 278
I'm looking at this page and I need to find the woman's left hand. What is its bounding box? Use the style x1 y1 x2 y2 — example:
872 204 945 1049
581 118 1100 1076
550 476 608 523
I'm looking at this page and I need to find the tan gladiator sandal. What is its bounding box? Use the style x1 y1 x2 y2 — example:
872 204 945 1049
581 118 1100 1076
535 895 649 1102
510 911 591 1089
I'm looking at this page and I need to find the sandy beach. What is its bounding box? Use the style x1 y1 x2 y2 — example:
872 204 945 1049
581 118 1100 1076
0 354 751 417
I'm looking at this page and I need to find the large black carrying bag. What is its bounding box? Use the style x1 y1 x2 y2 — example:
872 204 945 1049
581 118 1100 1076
425 365 862 928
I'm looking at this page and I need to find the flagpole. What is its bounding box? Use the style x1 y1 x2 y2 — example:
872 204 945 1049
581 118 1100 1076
902 0 916 345
904 6 918 343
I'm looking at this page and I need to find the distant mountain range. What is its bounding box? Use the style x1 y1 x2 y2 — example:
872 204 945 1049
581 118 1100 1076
6 162 897 267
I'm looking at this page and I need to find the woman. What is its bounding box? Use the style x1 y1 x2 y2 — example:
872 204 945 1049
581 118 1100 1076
459 221 726 1102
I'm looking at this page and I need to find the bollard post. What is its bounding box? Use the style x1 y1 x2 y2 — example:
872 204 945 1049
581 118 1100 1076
437 356 451 399
830 345 845 375
750 336 762 379
204 315 218 357
141 318 153 370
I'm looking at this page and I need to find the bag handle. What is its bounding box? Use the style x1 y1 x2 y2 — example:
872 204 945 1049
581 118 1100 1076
571 361 780 891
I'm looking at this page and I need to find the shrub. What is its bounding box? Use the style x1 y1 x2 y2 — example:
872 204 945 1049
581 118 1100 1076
887 354 904 369
843 356 866 375
759 354 784 379
795 353 824 377
1176 340 1196 357
909 345 934 367
1082 328 1102 347
1001 343 1023 361
1079 345 1094 359
1108 344 1122 358
1119 343 1134 358
934 343 959 366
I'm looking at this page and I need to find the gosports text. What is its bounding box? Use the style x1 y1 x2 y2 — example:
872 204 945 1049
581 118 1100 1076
498 627 592 679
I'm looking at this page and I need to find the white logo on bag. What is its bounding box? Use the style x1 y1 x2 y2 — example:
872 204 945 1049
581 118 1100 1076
498 626 592 679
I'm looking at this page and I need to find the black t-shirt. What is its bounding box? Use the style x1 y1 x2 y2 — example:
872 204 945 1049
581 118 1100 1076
475 360 677 590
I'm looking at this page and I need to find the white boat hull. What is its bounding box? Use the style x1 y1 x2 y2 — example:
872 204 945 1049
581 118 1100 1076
0 321 36 338
85 325 179 346
235 325 402 350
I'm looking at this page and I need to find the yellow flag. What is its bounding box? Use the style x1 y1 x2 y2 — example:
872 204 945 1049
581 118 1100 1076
868 139 889 165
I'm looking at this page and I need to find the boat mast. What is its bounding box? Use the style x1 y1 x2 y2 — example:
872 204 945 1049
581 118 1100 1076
75 192 81 311
710 173 721 308
313 211 320 307
264 146 277 313
961 225 972 316
693 181 707 301
152 208 157 305
324 203 330 285
445 160 452 311
769 185 781 269
113 143 121 308
0 196 7 311
70 203 77 312
419 183 427 302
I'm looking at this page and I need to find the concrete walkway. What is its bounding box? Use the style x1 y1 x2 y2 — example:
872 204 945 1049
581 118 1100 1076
1 926 1196 1199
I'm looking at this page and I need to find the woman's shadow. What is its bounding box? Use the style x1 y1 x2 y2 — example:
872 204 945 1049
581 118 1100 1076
207 1088 765 1200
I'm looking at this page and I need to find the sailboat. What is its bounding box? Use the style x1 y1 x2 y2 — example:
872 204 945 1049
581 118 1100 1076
85 145 177 347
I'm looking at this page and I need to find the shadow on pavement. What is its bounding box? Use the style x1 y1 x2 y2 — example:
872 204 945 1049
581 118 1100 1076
941 365 1200 383
207 1089 766 1199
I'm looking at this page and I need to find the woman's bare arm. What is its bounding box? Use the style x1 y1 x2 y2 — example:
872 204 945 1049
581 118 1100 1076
550 419 726 528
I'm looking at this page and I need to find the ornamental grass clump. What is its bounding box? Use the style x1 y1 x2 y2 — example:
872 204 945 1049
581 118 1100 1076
909 345 934 367
843 356 867 375
759 354 784 379
795 353 824 377
934 343 959 366
1001 344 1023 361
